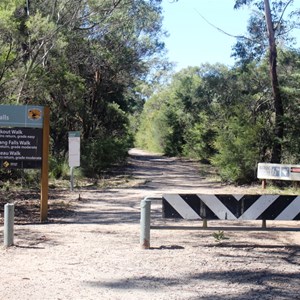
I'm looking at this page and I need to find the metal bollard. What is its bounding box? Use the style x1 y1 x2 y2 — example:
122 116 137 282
4 203 15 247
140 199 151 249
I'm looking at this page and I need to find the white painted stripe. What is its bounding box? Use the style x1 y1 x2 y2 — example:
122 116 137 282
239 195 279 220
275 196 300 220
198 194 237 220
163 194 201 220
233 195 244 201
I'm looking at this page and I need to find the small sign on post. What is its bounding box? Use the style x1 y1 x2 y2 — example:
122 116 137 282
68 131 80 191
257 163 300 189
257 163 300 181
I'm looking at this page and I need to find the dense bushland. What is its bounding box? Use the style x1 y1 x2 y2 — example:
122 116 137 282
1 1 300 185
136 56 300 184
0 0 168 178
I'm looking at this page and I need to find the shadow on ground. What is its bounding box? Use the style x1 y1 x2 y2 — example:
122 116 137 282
83 268 300 299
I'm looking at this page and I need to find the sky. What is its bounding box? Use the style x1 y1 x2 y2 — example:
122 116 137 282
161 0 251 71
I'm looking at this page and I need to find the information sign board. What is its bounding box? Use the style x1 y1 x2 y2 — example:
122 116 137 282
257 163 300 181
0 105 50 222
0 127 42 168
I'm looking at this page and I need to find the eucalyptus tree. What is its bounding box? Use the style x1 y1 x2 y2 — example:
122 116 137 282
277 49 300 163
233 0 299 163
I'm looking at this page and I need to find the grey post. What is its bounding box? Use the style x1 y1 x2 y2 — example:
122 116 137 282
70 166 74 192
140 198 151 249
4 203 15 247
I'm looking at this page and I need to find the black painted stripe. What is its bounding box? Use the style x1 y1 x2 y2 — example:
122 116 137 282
214 195 239 217
240 195 261 214
162 194 300 220
293 212 300 220
199 200 219 219
179 194 201 216
212 195 261 218
162 194 201 219
258 196 297 220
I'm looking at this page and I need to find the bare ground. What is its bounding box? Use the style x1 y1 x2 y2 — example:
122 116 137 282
0 148 299 300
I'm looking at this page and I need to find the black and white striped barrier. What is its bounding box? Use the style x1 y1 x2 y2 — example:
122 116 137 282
163 194 300 220
140 194 300 249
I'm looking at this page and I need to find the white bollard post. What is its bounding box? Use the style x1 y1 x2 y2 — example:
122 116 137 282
4 203 14 247
140 199 151 249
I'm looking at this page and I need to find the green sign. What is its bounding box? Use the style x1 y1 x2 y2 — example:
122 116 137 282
68 131 81 138
0 105 44 128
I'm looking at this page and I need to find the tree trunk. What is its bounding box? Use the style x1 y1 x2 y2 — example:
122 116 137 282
264 0 284 163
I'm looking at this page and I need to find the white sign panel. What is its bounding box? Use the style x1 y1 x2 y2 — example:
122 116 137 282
68 131 80 167
257 163 300 181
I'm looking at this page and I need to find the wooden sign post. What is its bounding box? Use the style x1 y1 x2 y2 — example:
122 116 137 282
40 107 50 222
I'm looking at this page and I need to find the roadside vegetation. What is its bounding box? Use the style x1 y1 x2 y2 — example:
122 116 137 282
136 0 300 184
0 1 300 186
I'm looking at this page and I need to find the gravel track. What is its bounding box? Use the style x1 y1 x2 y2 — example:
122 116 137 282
0 148 299 300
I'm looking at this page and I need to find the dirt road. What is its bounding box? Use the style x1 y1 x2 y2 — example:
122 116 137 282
0 149 299 299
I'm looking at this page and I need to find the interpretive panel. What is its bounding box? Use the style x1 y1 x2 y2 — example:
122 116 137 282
257 163 300 181
0 127 42 168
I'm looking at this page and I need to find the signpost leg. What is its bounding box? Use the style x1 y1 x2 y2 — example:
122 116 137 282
70 167 74 192
40 107 50 223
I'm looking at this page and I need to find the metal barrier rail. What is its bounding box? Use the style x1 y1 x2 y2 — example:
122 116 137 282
140 195 300 249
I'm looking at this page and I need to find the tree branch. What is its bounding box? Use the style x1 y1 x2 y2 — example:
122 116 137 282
194 8 254 42
274 0 293 31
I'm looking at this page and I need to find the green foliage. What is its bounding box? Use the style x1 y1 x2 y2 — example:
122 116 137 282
183 112 216 161
0 168 40 189
1 0 300 186
211 107 262 184
135 2 300 185
81 135 133 177
278 49 300 163
49 157 70 180
21 170 41 188
0 169 21 188
134 65 215 160
135 90 170 153
0 0 167 177
212 231 229 243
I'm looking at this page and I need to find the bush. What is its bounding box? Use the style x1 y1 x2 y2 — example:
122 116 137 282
81 135 133 177
49 156 70 180
183 112 216 162
211 113 261 184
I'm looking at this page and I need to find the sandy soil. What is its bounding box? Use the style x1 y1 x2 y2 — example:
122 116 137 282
0 148 299 300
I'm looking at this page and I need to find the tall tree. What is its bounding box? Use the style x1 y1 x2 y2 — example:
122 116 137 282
234 0 298 163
